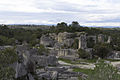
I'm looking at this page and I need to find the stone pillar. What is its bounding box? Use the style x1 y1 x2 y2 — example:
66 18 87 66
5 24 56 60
78 34 87 49
98 34 104 43
93 36 97 44
107 36 112 43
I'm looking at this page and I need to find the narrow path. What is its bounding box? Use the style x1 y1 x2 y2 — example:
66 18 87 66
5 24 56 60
58 60 95 69
111 61 120 67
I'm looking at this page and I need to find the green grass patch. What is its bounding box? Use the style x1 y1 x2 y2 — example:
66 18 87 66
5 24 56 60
104 59 120 62
58 58 73 64
73 68 93 75
78 76 83 80
77 59 97 63
73 62 120 80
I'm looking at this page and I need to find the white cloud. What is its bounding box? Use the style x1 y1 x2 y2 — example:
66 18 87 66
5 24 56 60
0 19 15 24
0 0 78 13
24 20 55 24
81 22 120 27
0 0 120 26
85 13 120 22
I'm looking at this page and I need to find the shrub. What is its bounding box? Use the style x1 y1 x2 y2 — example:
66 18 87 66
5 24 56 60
0 66 15 80
92 43 111 59
37 44 49 55
87 62 120 80
77 49 90 59
0 48 18 66
0 48 18 80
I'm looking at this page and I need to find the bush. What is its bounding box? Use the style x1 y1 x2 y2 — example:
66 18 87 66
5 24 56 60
37 44 49 55
77 49 90 59
0 36 16 46
0 48 18 66
73 62 120 80
92 43 111 59
0 66 15 80
87 37 95 48
0 48 18 80
87 62 120 80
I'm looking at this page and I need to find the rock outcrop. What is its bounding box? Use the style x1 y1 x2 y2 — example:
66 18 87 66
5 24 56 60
40 35 55 47
98 34 104 43
33 55 58 67
107 36 112 43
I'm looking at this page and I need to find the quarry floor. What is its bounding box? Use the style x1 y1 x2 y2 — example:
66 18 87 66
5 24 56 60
58 59 120 69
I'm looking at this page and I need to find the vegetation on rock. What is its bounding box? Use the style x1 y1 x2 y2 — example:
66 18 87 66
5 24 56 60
0 48 18 80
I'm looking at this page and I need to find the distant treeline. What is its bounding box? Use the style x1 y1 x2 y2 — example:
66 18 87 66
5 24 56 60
0 21 120 50
5 24 51 30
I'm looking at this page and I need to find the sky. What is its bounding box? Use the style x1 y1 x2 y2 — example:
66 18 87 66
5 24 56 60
0 0 120 27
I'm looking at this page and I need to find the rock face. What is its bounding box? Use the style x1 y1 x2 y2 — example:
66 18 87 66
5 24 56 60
57 32 75 48
79 34 87 49
58 49 69 57
58 32 70 42
64 39 74 47
58 49 77 58
40 35 55 47
0 46 13 50
54 42 63 49
14 45 59 79
49 33 58 41
15 63 27 78
33 55 58 67
15 45 35 79
28 73 35 80
58 71 87 80
58 32 75 43
108 51 120 59
49 49 58 56
98 34 104 43
36 67 87 80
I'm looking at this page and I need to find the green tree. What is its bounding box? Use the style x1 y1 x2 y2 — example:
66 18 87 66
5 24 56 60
93 43 111 59
0 36 16 46
77 49 90 59
0 35 8 46
87 37 95 48
0 25 13 38
56 22 68 32
71 21 80 27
